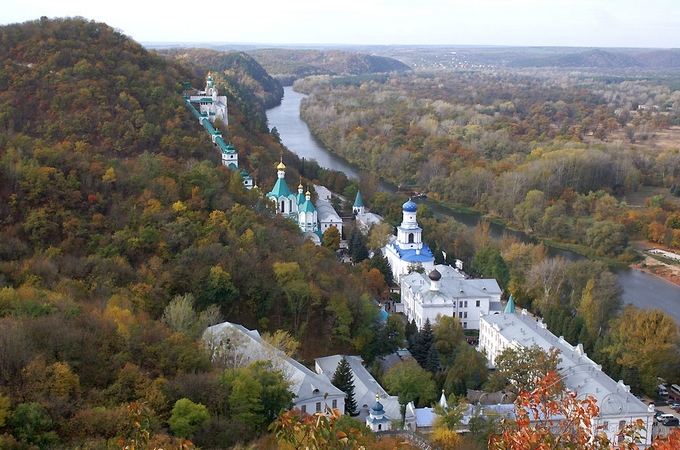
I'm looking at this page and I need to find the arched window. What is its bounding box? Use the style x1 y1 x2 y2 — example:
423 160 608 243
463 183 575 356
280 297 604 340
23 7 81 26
408 233 414 243
280 200 285 213
378 424 382 430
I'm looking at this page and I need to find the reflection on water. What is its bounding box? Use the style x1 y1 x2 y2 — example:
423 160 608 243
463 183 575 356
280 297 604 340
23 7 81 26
267 87 680 323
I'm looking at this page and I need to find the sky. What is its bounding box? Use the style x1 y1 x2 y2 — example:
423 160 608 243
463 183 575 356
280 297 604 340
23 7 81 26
3 0 679 48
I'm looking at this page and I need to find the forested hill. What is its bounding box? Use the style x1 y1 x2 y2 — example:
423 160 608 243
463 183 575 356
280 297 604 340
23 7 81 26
158 48 284 110
0 17 391 449
508 48 680 69
246 48 411 84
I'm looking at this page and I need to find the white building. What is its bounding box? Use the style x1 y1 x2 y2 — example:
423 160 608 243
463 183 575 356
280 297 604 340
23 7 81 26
314 186 344 238
315 355 415 429
383 199 435 282
478 312 655 446
203 322 345 415
189 75 228 124
401 264 503 330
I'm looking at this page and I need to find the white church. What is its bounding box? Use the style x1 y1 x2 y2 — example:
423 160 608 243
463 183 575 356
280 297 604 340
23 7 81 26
401 265 503 330
266 160 344 245
383 199 436 282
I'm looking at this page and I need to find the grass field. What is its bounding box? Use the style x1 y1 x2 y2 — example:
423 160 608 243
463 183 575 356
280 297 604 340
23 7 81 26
618 185 680 208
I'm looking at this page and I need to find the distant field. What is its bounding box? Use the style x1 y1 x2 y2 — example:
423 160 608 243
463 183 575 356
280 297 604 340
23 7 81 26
604 126 680 153
620 185 680 207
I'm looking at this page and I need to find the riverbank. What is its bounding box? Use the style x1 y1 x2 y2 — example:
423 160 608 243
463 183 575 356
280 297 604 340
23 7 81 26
632 243 680 288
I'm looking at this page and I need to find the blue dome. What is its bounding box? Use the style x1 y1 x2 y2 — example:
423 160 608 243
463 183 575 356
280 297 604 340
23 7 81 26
402 199 418 212
371 400 384 413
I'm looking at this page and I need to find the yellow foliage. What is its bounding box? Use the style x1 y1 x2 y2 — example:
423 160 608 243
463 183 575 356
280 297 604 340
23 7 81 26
430 427 461 449
143 198 162 215
104 304 136 340
102 167 116 183
172 200 187 213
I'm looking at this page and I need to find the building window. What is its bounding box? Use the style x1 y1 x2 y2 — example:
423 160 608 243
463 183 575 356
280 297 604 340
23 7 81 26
332 399 337 409
463 312 468 318
459 301 463 307
464 301 468 307
458 312 463 318
463 322 467 328
378 424 382 430
316 402 321 412
301 405 306 413
476 300 480 307
408 233 414 243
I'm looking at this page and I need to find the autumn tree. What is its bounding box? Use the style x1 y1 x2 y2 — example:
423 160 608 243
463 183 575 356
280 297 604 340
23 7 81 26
489 372 644 450
599 305 680 395
322 225 341 251
489 345 562 394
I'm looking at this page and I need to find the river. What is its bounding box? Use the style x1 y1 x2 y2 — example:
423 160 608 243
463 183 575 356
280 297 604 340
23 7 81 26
267 86 680 324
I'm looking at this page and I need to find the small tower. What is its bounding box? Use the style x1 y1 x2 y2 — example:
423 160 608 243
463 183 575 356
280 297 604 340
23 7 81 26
298 189 318 233
297 180 306 206
428 268 441 291
353 191 365 215
365 394 391 432
396 199 424 251
504 294 516 314
439 390 447 408
266 158 296 217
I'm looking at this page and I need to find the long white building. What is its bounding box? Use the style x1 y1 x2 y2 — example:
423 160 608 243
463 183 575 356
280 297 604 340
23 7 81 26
478 311 655 446
401 264 503 330
204 322 345 415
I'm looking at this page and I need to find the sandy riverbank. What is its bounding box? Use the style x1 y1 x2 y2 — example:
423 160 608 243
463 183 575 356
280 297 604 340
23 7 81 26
632 254 680 288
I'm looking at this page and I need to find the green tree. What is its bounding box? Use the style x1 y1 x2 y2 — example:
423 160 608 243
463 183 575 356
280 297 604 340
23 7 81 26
368 252 393 287
273 261 316 337
348 227 369 262
412 318 435 369
322 225 341 251
331 356 358 416
489 345 562 393
221 361 294 434
198 266 239 311
168 398 210 439
471 246 510 290
9 402 59 448
433 314 465 368
584 220 628 257
444 344 489 396
384 359 436 423
513 189 545 231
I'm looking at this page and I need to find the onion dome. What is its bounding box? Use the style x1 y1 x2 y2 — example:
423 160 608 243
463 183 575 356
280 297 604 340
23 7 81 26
428 269 441 281
371 394 384 414
402 199 418 212
277 161 286 170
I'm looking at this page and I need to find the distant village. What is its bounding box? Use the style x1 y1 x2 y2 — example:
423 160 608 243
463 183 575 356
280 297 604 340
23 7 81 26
186 75 656 445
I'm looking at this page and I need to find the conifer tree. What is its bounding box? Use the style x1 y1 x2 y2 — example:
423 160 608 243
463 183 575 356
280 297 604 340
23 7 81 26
331 356 358 416
414 319 435 368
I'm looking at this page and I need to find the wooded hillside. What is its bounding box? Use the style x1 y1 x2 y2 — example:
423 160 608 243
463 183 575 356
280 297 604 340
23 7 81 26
0 17 396 449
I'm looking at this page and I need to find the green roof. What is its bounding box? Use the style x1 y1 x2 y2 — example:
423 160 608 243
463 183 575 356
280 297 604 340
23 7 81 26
504 295 516 314
268 178 292 198
300 199 316 213
354 190 364 207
